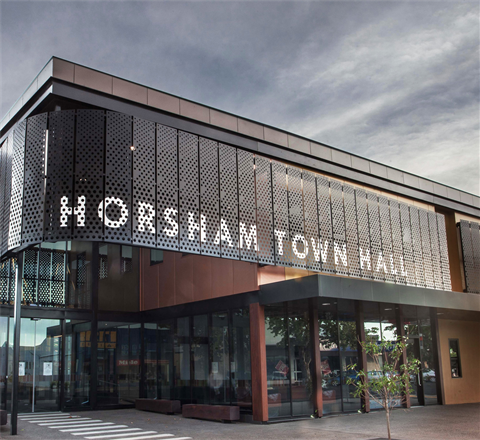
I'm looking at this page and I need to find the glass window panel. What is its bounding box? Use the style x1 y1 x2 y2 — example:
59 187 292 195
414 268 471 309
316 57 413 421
158 320 174 400
66 241 93 309
150 249 164 266
174 317 191 404
289 303 313 416
192 315 209 404
231 308 251 413
449 339 462 378
211 312 230 405
338 301 360 413
318 302 342 414
419 316 437 405
98 244 139 312
265 304 291 418
144 323 157 399
65 320 91 409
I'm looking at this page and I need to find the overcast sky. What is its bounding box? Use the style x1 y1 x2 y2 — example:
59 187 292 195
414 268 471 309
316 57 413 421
1 1 478 195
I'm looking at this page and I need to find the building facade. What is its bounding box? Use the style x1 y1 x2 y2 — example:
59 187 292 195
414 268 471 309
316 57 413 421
0 57 479 422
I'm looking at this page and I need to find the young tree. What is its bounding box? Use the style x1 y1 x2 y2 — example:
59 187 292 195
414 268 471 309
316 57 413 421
347 337 420 440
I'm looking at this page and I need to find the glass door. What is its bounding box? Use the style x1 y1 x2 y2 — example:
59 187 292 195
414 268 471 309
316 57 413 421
18 318 62 413
406 337 424 406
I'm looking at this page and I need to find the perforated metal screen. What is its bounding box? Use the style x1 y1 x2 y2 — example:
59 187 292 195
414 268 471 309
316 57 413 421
0 109 453 292
459 220 480 293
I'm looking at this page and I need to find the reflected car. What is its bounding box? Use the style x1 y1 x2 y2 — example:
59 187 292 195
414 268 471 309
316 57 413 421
423 369 435 382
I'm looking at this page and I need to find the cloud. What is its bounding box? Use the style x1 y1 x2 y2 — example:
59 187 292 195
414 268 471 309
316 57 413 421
1 1 478 194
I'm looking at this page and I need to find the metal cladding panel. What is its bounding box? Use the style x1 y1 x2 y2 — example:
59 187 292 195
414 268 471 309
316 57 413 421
133 118 156 247
22 113 47 246
156 124 179 251
367 192 385 282
8 120 26 249
2 132 14 255
219 143 239 259
344 185 360 278
200 137 220 257
356 188 372 279
44 110 75 242
303 171 321 272
272 161 290 265
378 196 395 283
105 112 132 243
179 131 200 254
436 213 451 291
459 220 475 292
400 203 416 286
469 222 480 293
330 181 347 275
237 150 257 262
74 110 105 241
410 207 425 288
317 176 335 274
255 156 275 265
419 209 434 289
428 211 443 290
390 200 406 285
0 140 7 255
288 166 306 269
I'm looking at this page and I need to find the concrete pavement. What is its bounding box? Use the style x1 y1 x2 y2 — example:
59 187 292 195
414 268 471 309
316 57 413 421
1 403 479 440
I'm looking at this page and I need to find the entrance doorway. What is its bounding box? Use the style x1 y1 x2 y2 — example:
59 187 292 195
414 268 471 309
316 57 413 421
17 318 62 413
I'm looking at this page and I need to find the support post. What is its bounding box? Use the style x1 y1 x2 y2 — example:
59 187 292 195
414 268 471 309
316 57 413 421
90 242 99 410
11 254 23 435
355 300 370 413
309 299 323 417
395 305 411 408
249 302 268 422
430 308 445 405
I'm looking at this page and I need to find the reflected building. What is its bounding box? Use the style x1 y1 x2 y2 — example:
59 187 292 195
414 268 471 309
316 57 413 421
0 57 479 421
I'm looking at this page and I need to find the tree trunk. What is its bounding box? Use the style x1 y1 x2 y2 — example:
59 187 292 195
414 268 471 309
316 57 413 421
385 407 391 440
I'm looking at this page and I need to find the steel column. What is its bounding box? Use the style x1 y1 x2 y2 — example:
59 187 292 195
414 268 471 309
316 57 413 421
10 253 23 435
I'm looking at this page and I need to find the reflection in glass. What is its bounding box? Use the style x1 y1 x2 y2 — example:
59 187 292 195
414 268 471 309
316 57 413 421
338 303 359 413
174 317 191 404
265 305 291 418
289 305 313 416
96 322 140 406
319 305 342 414
65 320 91 409
211 312 230 404
231 309 251 411
192 315 209 404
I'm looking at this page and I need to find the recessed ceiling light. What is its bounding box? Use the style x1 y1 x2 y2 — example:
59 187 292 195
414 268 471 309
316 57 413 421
384 308 393 311
322 303 330 306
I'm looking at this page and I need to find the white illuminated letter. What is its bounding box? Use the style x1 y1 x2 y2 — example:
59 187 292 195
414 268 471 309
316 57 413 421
138 202 155 233
274 230 287 256
292 235 308 259
188 212 199 241
98 197 128 228
389 254 397 275
60 195 86 227
399 256 407 277
214 218 234 247
359 248 372 270
163 208 178 237
239 223 257 250
375 251 388 273
200 214 206 243
334 241 348 266
310 238 329 263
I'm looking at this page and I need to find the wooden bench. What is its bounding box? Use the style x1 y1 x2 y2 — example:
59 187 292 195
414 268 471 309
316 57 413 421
0 410 7 426
182 404 240 422
135 399 181 415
